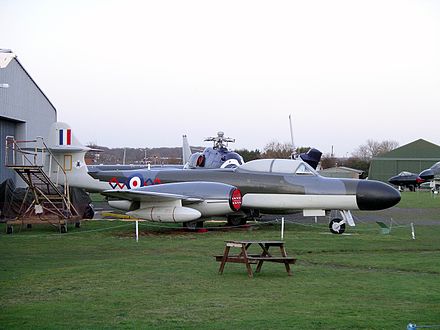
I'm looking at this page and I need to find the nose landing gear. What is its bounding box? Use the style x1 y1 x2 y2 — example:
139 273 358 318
328 210 355 234
329 218 346 234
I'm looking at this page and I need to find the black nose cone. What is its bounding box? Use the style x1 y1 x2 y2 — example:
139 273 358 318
356 180 401 210
388 175 399 186
419 169 434 181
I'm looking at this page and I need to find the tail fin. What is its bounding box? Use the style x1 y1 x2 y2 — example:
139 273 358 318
182 134 191 165
47 122 90 152
46 122 107 192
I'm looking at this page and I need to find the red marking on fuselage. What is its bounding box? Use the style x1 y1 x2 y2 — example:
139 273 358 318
109 177 125 189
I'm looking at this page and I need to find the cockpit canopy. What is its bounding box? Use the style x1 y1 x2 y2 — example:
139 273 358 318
398 171 415 177
430 161 440 171
237 159 317 175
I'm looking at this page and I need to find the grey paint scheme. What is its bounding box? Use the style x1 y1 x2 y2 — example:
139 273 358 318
89 164 399 214
103 181 236 203
93 168 359 196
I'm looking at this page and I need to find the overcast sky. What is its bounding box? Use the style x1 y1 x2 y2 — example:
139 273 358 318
1 0 440 156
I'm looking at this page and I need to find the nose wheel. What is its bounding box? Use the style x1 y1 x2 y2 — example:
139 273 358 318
329 218 346 234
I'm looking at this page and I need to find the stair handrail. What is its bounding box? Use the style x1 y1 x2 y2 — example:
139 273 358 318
35 136 71 205
5 136 79 218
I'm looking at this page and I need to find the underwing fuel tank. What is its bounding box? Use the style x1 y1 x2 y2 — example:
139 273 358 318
127 206 202 222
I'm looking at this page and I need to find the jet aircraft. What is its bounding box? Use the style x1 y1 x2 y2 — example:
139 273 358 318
388 171 424 191
419 161 440 193
91 159 400 234
47 122 401 234
419 161 440 181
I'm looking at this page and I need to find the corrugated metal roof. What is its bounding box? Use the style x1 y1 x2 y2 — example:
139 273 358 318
0 49 57 116
0 49 16 68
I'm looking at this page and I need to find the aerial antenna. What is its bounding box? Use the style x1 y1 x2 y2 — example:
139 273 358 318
289 114 297 158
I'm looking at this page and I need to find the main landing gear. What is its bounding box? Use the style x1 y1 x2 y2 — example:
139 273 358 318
183 221 204 230
226 215 247 227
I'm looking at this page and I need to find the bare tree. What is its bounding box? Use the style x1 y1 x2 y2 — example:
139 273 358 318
352 139 399 160
262 141 292 159
320 153 337 169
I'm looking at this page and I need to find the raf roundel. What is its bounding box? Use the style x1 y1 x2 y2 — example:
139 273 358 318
128 176 143 189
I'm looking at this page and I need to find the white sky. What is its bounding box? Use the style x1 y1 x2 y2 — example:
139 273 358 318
1 0 440 156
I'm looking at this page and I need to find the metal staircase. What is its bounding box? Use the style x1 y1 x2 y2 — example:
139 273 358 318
4 136 79 233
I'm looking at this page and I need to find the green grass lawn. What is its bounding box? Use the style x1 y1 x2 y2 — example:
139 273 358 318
398 191 440 208
1 221 439 329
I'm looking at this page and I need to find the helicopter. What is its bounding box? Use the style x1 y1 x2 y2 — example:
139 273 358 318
185 131 244 169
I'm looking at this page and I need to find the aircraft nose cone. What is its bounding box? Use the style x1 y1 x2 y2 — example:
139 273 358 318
419 169 434 181
388 176 398 185
356 180 401 210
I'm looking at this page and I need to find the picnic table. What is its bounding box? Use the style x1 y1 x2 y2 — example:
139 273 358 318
214 240 296 278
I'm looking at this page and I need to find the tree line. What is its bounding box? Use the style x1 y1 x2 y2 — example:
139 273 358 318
87 139 399 176
236 139 399 176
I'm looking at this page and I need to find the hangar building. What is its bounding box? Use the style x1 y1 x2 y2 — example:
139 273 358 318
369 139 440 182
0 49 57 185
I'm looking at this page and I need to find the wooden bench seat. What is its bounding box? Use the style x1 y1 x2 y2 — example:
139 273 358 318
248 256 296 264
214 255 296 264
216 240 296 277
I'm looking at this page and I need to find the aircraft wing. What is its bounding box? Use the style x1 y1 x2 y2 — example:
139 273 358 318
102 189 203 203
101 181 242 222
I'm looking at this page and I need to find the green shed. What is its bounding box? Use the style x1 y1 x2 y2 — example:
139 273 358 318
369 139 440 182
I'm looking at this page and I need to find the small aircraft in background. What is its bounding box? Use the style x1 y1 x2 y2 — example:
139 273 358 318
419 161 440 193
419 161 440 181
388 171 424 191
184 131 244 169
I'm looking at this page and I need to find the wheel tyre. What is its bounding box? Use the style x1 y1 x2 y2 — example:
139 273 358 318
82 205 95 219
329 218 345 234
6 225 13 234
75 222 81 228
183 221 203 230
227 216 247 227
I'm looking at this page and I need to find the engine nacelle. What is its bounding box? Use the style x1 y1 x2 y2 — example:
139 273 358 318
127 206 201 222
189 187 242 217
108 182 242 222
